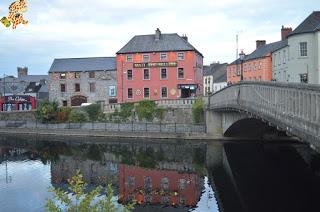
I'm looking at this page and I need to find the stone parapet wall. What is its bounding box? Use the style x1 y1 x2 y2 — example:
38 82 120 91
0 111 36 121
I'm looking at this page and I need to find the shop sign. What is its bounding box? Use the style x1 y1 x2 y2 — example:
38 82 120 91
133 61 177 68
5 95 30 102
177 84 198 90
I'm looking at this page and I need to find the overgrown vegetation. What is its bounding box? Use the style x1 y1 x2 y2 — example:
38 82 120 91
46 170 135 212
84 103 102 121
192 97 204 123
69 110 88 123
36 100 59 123
135 100 157 121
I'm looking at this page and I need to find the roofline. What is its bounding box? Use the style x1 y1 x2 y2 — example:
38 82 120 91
48 69 116 73
53 56 116 60
287 29 319 37
116 49 204 57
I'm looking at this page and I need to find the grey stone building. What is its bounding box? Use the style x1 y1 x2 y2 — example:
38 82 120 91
48 57 117 106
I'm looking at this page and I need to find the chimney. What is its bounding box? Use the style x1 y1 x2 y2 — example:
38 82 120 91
256 40 266 49
281 25 292 40
155 28 161 41
182 34 188 42
17 67 28 78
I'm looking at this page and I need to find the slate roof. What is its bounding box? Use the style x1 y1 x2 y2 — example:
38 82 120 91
117 33 203 56
289 11 320 37
229 39 288 65
24 82 42 93
48 57 116 73
18 75 49 82
204 63 228 83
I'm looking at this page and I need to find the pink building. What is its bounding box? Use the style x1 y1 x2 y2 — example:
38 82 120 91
116 29 203 103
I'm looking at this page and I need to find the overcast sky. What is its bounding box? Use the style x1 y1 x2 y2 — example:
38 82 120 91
0 0 318 76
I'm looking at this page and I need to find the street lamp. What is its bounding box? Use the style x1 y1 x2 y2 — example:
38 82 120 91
239 51 245 81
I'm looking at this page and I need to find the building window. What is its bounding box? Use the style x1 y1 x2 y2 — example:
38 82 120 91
278 52 281 65
143 69 150 80
299 42 307 57
273 54 276 67
109 85 116 97
178 68 184 79
161 87 167 98
89 72 95 78
160 53 167 60
89 83 95 93
161 68 167 79
60 84 66 92
205 78 207 84
60 73 66 79
300 73 308 83
177 52 185 60
144 88 150 98
143 54 150 62
74 72 80 78
283 50 286 64
127 70 133 80
62 100 67 106
127 88 133 99
259 61 262 69
126 55 133 62
75 83 80 92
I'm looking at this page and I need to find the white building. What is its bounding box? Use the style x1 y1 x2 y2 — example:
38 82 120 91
272 12 320 83
203 63 227 95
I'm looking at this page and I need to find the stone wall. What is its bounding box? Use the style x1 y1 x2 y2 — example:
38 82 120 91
0 111 36 121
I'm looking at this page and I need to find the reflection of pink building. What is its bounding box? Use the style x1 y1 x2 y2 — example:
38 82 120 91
118 164 203 207
116 28 203 103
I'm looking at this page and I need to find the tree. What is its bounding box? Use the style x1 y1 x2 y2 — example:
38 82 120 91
84 103 101 121
46 170 135 212
36 100 59 123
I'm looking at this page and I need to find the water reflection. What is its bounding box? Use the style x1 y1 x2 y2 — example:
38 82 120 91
0 139 213 211
1 137 320 212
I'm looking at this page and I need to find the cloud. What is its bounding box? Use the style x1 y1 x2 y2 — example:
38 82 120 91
0 0 318 75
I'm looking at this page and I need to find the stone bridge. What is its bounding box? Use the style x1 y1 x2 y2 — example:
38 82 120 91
206 81 320 148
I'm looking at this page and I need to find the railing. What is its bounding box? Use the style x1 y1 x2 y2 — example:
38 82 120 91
0 120 206 134
208 81 320 144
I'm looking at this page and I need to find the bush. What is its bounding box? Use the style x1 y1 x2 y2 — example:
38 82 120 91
192 97 204 123
46 170 135 212
84 103 101 121
55 107 72 123
36 100 59 123
155 107 165 121
69 110 88 123
135 100 157 121
119 103 134 119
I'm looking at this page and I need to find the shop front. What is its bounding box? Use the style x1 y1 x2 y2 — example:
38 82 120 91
177 84 198 98
0 95 36 112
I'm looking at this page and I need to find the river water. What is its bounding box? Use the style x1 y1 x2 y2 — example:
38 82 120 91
0 137 319 212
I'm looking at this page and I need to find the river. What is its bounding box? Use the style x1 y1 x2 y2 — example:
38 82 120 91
0 136 319 212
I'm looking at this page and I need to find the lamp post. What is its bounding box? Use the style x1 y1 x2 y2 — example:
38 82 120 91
239 51 245 81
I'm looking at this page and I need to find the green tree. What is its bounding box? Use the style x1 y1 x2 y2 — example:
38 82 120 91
84 104 101 121
69 110 88 123
36 100 59 123
192 97 204 123
135 100 157 121
46 170 135 212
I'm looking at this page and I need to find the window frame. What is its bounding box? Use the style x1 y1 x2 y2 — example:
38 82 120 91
127 88 133 99
160 68 167 79
143 69 150 80
60 73 66 79
177 67 184 79
161 87 167 98
60 84 66 92
89 72 95 78
299 42 307 57
160 53 167 61
127 70 133 80
75 83 80 92
108 85 116 97
142 54 150 62
177 52 185 60
143 87 150 99
74 72 80 79
89 82 96 93
126 54 133 62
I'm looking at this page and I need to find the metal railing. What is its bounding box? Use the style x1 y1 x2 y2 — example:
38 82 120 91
0 120 206 134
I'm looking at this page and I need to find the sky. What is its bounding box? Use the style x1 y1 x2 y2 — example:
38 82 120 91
0 0 318 76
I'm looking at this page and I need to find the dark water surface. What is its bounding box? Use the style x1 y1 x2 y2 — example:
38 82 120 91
0 137 320 212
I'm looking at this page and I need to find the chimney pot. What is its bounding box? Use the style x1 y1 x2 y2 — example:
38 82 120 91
155 28 161 41
281 26 292 40
256 40 266 49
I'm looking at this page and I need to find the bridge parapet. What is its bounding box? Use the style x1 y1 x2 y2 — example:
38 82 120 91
208 81 320 148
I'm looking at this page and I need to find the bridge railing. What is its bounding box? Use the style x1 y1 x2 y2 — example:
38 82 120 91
208 81 320 145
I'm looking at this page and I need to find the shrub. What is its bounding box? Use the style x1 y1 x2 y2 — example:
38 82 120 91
69 110 88 123
56 107 72 123
84 103 101 121
36 100 59 123
135 100 157 121
155 107 165 121
192 97 204 123
46 170 135 212
119 103 134 119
